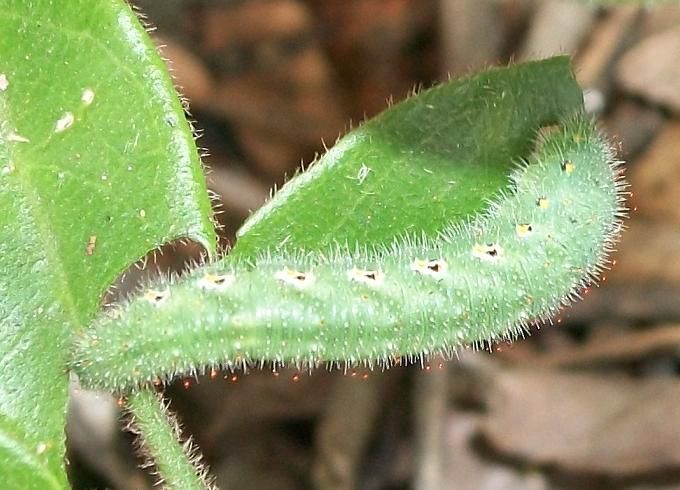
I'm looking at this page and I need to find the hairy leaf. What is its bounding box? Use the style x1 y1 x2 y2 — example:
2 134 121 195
0 1 215 486
233 57 584 257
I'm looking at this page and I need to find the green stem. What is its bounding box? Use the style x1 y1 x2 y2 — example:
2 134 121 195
126 389 214 490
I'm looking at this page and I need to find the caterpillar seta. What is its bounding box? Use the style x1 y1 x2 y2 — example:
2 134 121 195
72 117 627 393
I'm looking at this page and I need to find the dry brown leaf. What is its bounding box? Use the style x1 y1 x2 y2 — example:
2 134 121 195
616 27 680 114
480 368 680 476
629 122 680 226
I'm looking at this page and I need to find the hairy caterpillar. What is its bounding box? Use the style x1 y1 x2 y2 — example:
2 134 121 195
72 117 626 392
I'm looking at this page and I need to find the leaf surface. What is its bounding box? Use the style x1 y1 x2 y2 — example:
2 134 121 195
0 1 216 486
233 57 583 257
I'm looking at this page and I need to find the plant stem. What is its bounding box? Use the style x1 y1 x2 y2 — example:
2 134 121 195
126 389 214 490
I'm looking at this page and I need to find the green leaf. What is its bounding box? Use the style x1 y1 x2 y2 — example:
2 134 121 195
0 1 216 486
233 56 583 257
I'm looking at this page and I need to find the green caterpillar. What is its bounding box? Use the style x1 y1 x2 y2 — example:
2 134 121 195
71 117 626 393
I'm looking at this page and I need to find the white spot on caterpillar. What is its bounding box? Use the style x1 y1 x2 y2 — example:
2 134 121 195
561 160 575 174
144 289 169 306
410 258 448 279
472 243 504 262
275 267 315 288
515 224 533 238
55 112 74 133
348 267 384 286
7 132 29 143
537 197 550 209
197 272 234 290
0 74 8 91
81 88 95 106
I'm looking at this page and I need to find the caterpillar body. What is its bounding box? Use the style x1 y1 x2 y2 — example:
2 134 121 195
72 118 626 392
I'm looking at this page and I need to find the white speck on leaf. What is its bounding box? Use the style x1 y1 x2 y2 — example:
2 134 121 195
81 88 95 106
55 112 74 133
0 74 8 91
7 132 29 143
356 164 371 184
36 442 47 455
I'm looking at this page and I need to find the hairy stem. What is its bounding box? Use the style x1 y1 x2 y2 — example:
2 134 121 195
126 390 214 490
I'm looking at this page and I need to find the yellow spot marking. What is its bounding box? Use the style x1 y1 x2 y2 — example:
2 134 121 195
275 267 315 288
197 272 234 290
348 267 384 285
144 289 169 305
515 224 533 238
472 243 503 262
410 258 448 278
